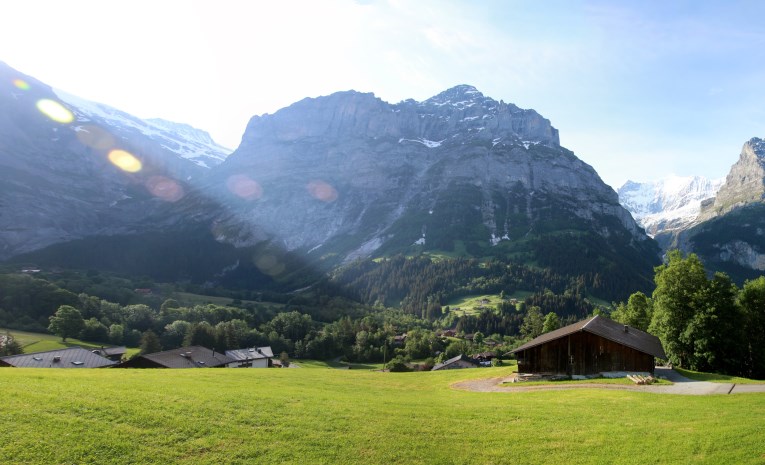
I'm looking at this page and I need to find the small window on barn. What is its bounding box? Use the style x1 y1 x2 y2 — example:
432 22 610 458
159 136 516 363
71 361 84 365
33 356 43 361
197 361 206 365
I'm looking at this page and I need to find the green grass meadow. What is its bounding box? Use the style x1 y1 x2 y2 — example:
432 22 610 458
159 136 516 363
171 292 285 309
675 367 765 384
446 292 531 316
1 367 764 464
1 327 139 358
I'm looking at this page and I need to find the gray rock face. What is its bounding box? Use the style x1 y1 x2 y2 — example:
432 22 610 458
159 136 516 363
208 85 652 263
0 62 225 260
662 137 765 281
698 137 765 221
0 64 657 285
719 240 765 271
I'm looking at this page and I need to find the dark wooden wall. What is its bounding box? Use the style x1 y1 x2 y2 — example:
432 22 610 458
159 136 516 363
517 332 655 375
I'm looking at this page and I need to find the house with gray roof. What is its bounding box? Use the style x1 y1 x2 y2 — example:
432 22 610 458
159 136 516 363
114 346 233 369
90 346 127 362
511 315 666 376
225 346 274 368
431 354 479 371
0 347 116 368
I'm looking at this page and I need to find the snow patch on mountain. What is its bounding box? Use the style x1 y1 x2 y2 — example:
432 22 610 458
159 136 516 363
399 138 444 148
53 89 231 168
618 175 723 236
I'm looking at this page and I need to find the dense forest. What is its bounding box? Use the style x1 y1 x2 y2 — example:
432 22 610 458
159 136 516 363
0 265 580 365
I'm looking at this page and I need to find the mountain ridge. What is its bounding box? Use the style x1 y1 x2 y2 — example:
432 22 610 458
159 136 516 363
1 62 660 299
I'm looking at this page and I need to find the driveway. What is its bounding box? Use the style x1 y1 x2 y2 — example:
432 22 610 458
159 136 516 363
452 367 765 395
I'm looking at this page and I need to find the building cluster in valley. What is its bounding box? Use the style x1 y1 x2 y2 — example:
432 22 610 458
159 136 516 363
0 345 275 369
1 316 667 379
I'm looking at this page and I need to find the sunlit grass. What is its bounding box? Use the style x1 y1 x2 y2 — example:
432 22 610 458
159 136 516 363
172 291 285 309
291 359 386 370
1 327 139 358
675 367 765 384
1 367 763 464
445 292 531 316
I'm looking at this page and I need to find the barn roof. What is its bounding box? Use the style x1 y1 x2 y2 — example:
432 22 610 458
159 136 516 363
91 346 127 357
0 347 116 368
225 346 274 362
118 346 234 368
511 315 667 359
431 354 478 371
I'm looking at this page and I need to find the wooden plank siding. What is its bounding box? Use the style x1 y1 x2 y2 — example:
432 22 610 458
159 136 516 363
517 332 655 376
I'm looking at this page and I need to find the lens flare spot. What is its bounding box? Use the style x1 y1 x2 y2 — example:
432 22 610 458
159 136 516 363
13 79 30 90
146 176 184 202
254 254 285 277
226 174 263 200
108 149 142 173
307 180 338 202
76 125 115 150
36 99 74 123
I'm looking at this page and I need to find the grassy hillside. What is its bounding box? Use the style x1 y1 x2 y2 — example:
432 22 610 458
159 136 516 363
171 291 286 309
1 368 764 464
1 327 139 358
446 292 532 316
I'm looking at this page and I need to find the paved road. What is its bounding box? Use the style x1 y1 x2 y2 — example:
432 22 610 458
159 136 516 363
452 368 765 395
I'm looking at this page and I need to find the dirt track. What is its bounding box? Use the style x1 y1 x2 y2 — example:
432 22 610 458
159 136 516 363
451 368 765 395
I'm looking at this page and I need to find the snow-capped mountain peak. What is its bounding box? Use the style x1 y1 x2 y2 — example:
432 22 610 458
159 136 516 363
618 175 723 236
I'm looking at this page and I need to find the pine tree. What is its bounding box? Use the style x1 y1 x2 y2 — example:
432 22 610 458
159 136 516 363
139 330 162 355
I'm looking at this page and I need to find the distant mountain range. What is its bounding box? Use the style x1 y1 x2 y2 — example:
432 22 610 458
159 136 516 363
618 176 723 236
618 138 765 283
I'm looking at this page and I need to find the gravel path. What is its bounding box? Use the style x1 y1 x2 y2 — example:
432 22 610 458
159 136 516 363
452 368 765 395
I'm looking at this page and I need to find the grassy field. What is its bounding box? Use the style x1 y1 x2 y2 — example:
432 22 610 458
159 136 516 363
675 367 765 384
446 292 532 316
171 291 285 309
291 359 386 370
1 367 764 464
1 328 139 358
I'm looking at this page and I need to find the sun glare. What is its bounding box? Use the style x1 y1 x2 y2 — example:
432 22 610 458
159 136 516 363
254 253 286 277
76 125 115 150
108 149 142 173
36 99 74 123
226 174 263 200
145 176 184 202
307 180 338 202
13 79 30 90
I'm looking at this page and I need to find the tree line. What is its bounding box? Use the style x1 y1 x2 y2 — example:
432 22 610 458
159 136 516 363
611 250 765 379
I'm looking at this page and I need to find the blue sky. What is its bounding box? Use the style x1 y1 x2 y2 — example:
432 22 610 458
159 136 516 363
1 0 763 188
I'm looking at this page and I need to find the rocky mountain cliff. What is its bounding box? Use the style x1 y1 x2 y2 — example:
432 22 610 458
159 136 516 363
0 61 230 259
668 137 765 281
201 85 659 293
1 63 661 297
618 176 723 236
697 138 765 221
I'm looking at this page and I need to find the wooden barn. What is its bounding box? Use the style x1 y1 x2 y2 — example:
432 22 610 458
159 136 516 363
511 316 666 376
